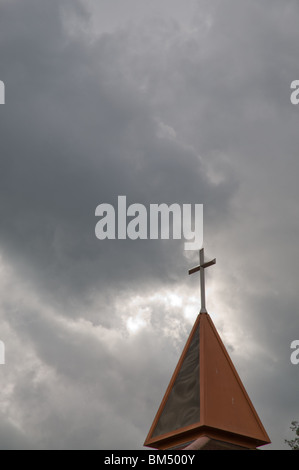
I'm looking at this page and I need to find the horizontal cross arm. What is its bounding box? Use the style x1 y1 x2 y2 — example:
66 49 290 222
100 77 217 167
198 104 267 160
188 265 201 275
188 258 216 276
202 258 216 269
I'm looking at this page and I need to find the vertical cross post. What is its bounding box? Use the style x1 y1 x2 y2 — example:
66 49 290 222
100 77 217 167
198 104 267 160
188 248 216 314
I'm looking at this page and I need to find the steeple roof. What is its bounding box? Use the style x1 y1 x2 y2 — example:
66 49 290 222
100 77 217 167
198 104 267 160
144 313 271 450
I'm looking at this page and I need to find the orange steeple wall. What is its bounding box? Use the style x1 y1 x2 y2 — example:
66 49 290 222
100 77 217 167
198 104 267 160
144 313 271 450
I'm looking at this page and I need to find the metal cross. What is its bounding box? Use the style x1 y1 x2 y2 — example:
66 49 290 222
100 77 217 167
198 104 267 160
188 248 216 314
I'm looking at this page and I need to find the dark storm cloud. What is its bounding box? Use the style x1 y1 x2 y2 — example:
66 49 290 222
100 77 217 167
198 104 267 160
0 0 238 450
0 415 32 450
0 0 236 320
0 0 299 451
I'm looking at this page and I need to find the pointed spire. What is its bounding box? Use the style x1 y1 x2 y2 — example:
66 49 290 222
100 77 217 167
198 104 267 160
144 313 271 450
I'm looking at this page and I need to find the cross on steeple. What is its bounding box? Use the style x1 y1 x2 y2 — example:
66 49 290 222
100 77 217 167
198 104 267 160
188 248 216 314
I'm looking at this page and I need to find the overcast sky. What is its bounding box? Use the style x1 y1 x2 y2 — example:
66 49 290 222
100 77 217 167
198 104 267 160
0 0 299 450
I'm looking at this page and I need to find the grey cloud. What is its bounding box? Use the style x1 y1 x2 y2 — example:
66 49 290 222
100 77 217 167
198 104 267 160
0 0 236 319
0 415 32 450
0 0 298 450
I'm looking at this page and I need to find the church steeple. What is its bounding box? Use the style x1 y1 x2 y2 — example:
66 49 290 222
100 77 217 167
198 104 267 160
144 249 271 450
